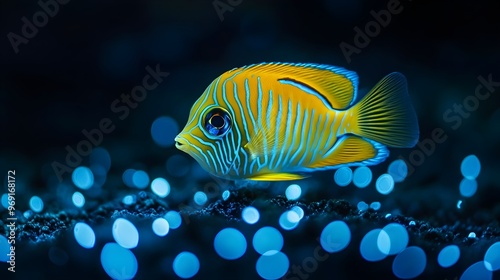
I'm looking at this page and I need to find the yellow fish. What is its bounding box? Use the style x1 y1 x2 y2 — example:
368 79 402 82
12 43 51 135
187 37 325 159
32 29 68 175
175 63 419 181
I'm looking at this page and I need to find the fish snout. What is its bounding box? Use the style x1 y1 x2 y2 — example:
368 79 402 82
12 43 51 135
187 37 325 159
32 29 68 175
174 135 187 150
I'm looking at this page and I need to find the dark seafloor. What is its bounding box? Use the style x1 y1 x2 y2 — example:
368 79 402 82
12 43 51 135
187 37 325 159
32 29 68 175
1 0 500 279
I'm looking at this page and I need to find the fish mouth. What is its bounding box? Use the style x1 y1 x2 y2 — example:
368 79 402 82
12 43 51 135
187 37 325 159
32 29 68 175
174 135 187 150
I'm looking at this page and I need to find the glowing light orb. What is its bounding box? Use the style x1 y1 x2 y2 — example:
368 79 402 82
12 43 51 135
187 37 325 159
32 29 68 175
460 154 481 180
122 195 136 205
101 243 138 280
1 193 9 209
72 166 94 190
388 159 408 182
132 170 149 189
484 242 500 271
360 229 388 262
164 211 182 229
256 251 289 280
0 235 9 262
29 196 44 213
334 167 353 187
379 223 409 255
253 227 283 255
151 116 179 147
112 218 139 249
353 166 372 188
320 220 351 253
122 169 136 188
214 228 247 260
151 177 170 198
23 210 33 219
459 178 477 197
357 201 369 211
173 251 200 279
291 206 304 220
376 174 395 195
460 261 492 280
74 222 96 249
72 192 85 208
194 191 208 205
152 218 169 237
242 206 260 224
279 210 299 230
438 245 460 268
222 190 230 201
370 201 381 210
285 184 301 200
392 246 427 279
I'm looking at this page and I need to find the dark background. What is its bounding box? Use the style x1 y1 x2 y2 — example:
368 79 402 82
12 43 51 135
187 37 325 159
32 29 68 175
1 0 499 279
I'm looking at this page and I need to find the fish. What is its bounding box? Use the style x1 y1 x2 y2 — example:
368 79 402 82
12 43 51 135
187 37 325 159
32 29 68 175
174 62 419 181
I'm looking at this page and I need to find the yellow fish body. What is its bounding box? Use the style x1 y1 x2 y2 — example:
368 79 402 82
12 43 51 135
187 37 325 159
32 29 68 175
175 63 419 181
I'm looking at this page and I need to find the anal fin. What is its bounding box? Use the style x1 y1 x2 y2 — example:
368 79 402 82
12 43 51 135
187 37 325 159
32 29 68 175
247 173 306 181
309 135 388 168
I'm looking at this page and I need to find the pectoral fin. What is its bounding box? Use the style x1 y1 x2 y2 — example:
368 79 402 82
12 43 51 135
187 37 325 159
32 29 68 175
247 173 307 181
309 135 388 168
244 117 286 160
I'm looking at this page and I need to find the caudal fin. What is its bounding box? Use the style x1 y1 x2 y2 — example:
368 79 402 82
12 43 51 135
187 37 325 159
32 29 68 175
352 72 419 148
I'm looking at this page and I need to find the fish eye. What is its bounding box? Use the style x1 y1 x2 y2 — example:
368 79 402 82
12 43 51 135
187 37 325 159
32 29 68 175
204 107 231 137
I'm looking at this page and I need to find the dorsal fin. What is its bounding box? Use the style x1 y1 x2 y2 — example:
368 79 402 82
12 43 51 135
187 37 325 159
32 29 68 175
233 62 359 109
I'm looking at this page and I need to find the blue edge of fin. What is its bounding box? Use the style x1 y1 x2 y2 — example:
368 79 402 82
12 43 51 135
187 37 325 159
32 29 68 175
243 62 360 107
293 62 359 106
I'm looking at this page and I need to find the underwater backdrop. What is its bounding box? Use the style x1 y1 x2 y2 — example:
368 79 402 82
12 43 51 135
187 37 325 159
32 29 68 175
1 0 499 279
